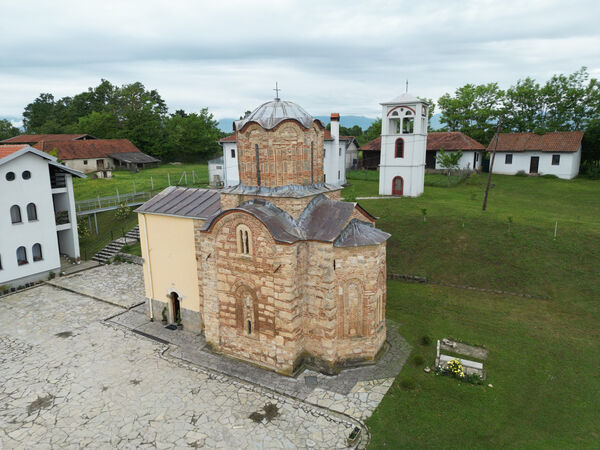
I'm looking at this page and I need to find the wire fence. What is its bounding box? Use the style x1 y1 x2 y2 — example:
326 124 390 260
75 192 152 215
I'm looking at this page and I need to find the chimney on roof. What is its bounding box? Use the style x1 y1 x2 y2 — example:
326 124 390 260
330 113 340 141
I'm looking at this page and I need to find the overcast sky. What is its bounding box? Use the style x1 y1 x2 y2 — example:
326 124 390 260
1 0 599 123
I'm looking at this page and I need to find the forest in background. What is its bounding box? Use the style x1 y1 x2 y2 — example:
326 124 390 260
1 68 599 169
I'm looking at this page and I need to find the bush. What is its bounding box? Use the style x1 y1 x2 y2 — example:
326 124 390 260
580 160 600 179
399 377 417 390
48 271 56 280
77 219 90 238
420 335 432 346
413 354 425 366
115 203 132 220
515 170 527 177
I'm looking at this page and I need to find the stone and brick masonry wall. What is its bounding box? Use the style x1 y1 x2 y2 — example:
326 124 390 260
236 120 325 188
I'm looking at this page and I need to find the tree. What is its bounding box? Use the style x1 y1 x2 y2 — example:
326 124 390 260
436 148 463 185
23 93 57 132
75 111 120 138
502 77 544 132
0 119 20 140
359 118 382 145
162 109 221 162
438 83 504 144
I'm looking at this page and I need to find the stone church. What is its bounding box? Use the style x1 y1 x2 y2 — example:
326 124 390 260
137 97 390 375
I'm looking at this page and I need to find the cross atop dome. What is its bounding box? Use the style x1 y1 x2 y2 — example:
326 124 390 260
273 82 281 100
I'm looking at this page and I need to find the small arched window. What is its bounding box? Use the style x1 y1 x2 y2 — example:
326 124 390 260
22 170 31 180
17 246 28 265
32 243 43 261
395 138 404 158
10 205 22 224
27 203 37 221
236 224 252 255
6 172 15 181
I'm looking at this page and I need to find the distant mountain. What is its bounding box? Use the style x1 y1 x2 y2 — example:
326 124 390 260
219 113 444 133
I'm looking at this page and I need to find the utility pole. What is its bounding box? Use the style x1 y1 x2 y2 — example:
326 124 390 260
482 116 502 211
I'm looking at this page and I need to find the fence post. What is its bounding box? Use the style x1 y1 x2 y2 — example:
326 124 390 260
97 195 101 209
133 181 136 194
151 176 154 190
168 173 171 185
94 212 99 235
116 188 120 203
185 172 187 185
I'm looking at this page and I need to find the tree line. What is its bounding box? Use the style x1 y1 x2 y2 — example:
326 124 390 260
437 67 600 164
10 80 224 162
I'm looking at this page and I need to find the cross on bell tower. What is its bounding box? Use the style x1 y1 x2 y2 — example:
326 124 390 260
273 82 281 100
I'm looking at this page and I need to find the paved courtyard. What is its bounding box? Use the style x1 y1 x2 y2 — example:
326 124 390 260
0 285 357 448
0 263 411 448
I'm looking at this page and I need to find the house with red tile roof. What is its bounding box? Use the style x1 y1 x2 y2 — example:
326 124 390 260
487 131 583 179
360 131 486 171
1 134 159 174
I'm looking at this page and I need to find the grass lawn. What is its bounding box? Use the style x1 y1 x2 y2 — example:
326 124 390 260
344 173 600 447
78 210 138 260
121 241 142 256
73 163 209 200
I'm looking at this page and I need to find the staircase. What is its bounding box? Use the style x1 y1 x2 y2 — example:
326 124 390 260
92 226 140 263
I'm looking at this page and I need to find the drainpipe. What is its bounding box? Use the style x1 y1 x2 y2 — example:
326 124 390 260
141 213 154 320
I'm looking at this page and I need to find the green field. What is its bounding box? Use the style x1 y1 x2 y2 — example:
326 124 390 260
74 163 210 258
73 163 210 200
343 174 600 448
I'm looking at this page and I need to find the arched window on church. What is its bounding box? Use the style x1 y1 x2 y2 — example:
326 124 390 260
395 138 404 158
235 285 257 337
344 281 363 337
236 224 252 255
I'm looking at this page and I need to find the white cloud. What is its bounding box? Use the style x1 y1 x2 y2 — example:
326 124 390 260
0 0 598 119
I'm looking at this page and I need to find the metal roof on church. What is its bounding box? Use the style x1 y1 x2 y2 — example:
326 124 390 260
234 99 323 131
136 186 221 219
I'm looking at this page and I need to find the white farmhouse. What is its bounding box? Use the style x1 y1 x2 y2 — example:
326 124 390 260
488 131 584 179
378 94 429 197
426 132 486 171
217 112 358 188
0 145 84 288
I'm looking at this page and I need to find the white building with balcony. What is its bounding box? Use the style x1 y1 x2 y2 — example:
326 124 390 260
0 145 84 288
378 93 429 197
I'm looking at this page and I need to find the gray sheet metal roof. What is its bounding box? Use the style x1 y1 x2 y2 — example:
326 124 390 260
222 183 341 198
234 99 323 131
298 195 356 242
334 219 391 247
202 194 387 247
136 186 221 219
108 152 160 164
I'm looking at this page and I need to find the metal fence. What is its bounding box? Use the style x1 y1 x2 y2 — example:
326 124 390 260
75 191 152 215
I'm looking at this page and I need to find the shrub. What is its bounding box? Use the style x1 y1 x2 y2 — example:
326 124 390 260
48 271 56 280
413 354 425 366
162 306 167 322
77 219 90 238
580 160 600 179
115 203 132 220
420 335 432 346
399 377 416 390
515 170 527 177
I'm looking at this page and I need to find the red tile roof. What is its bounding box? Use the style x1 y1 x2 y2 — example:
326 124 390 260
0 144 28 159
487 131 584 152
360 136 381 151
361 132 485 152
427 132 485 151
33 139 142 160
1 134 94 144
219 134 236 143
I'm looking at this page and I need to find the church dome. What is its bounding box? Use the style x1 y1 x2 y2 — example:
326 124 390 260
235 99 320 131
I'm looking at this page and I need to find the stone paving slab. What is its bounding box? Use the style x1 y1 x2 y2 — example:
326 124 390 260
0 285 360 449
111 306 411 422
47 262 145 309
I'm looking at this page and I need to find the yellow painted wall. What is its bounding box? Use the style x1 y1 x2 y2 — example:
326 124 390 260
138 213 200 311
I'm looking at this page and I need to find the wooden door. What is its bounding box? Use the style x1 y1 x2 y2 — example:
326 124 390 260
97 159 105 170
529 156 539 174
392 176 403 196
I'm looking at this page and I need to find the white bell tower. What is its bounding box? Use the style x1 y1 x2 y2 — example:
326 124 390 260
378 93 429 197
